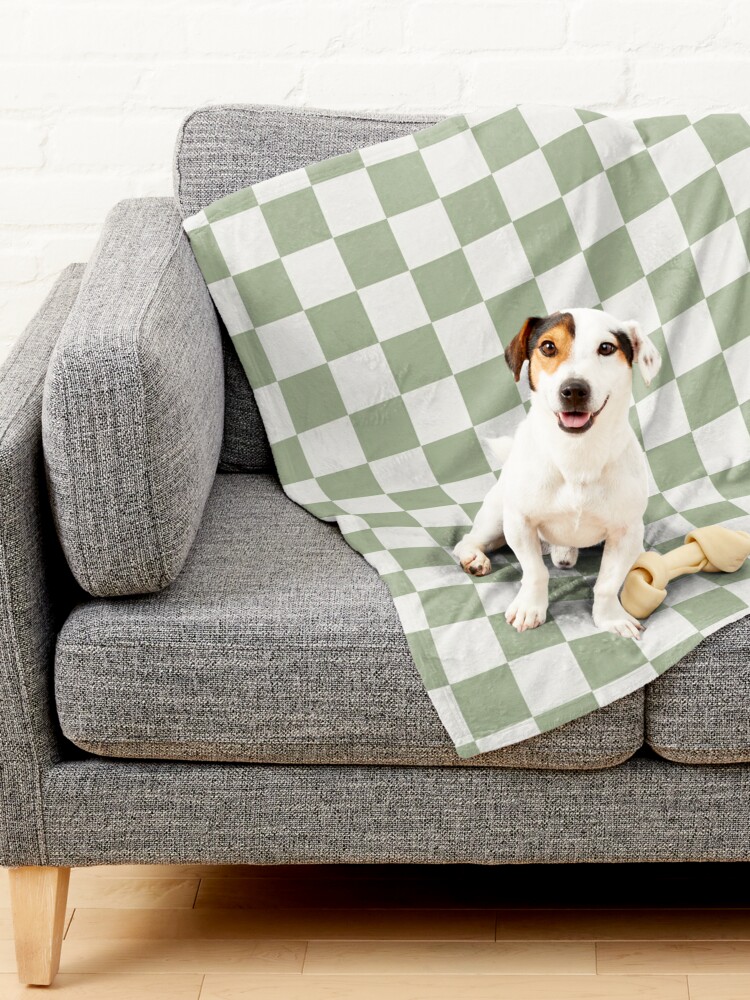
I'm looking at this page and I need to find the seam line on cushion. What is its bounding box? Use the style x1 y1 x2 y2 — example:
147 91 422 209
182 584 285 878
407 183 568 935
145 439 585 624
135 223 187 588
55 341 96 591
58 639 427 653
59 740 638 770
649 743 750 759
186 102 439 125
60 734 638 754
172 109 197 217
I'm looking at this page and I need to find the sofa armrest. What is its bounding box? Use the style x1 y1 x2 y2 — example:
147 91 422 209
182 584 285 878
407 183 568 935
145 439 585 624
0 265 85 866
42 198 224 597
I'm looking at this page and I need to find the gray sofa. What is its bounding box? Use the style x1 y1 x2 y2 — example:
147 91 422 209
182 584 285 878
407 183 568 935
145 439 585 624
2 103 749 985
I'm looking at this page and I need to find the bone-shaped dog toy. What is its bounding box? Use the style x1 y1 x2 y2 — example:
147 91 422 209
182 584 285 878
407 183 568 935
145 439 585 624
621 525 750 620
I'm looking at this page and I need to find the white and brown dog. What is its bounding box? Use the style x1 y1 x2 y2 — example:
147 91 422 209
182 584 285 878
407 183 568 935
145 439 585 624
454 308 661 639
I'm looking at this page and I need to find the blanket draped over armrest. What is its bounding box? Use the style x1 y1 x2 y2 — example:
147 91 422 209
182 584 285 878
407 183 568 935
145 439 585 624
184 105 750 758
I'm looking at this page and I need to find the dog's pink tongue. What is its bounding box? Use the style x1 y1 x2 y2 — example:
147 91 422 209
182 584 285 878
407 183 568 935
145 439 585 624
559 411 590 429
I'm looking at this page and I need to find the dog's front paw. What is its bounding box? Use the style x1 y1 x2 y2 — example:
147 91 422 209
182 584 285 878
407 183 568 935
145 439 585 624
505 590 548 632
593 599 644 640
454 541 491 576
462 552 491 576
461 552 492 576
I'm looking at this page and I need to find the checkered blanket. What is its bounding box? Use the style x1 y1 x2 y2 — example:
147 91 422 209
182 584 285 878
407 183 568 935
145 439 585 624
184 105 750 758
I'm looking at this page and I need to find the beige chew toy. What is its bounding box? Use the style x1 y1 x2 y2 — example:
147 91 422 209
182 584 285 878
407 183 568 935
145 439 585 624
621 525 750 620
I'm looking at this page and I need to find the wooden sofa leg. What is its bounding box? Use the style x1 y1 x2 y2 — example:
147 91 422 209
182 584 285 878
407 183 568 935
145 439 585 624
9 866 70 986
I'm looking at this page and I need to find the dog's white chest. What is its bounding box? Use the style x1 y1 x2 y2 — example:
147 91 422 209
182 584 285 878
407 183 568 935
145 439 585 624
535 479 611 548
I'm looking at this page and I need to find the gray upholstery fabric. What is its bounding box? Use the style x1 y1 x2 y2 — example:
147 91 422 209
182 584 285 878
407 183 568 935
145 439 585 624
42 198 224 597
646 616 750 764
218 322 273 473
0 265 84 867
173 103 439 225
41 755 750 866
55 473 643 770
174 104 439 473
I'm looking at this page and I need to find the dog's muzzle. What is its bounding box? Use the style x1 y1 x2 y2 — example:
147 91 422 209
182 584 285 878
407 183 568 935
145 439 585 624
557 379 608 433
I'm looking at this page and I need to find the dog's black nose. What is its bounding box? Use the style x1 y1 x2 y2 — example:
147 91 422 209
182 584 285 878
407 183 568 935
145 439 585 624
559 378 590 409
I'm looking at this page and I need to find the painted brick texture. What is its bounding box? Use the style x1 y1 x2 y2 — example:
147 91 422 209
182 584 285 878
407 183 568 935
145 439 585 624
1 0 747 359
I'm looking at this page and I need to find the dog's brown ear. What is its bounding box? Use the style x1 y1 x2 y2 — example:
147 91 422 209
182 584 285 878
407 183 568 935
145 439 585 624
504 317 544 382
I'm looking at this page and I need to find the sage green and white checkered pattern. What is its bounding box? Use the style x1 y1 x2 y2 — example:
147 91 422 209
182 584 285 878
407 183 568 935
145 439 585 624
185 105 750 758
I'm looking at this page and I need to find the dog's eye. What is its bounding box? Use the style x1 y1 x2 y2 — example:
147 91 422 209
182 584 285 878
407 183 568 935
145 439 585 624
539 340 557 357
598 342 616 356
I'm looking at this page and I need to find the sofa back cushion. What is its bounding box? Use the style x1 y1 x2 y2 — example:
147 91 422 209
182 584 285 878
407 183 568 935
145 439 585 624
42 199 224 597
174 104 438 472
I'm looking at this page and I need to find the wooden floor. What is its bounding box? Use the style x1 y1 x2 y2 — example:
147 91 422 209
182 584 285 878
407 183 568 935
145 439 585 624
2 862 750 997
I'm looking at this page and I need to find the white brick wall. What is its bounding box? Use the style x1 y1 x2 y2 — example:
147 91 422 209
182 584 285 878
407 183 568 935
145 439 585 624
2 0 748 361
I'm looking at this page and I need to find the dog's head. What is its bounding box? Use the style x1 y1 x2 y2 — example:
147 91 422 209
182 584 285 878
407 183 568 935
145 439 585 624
504 308 661 435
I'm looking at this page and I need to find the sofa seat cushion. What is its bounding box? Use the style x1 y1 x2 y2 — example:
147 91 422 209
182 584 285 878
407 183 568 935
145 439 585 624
646 616 750 764
55 474 643 769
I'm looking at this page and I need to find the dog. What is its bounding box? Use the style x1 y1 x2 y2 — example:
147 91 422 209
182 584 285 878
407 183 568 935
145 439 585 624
453 308 661 639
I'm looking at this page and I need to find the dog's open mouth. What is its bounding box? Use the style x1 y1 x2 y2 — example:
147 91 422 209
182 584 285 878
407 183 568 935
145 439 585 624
556 397 609 434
